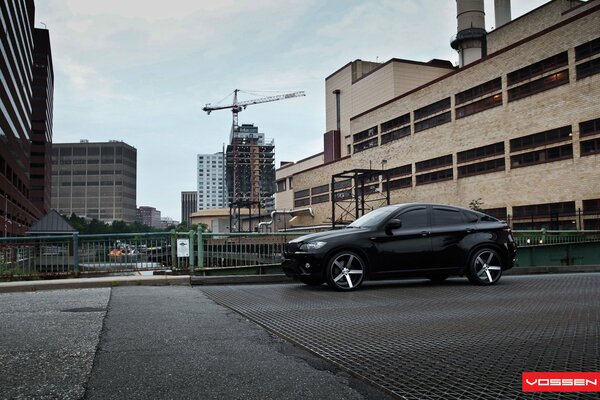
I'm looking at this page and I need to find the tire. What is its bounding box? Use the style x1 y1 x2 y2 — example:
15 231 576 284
325 251 366 291
299 276 324 286
428 274 450 282
467 248 503 285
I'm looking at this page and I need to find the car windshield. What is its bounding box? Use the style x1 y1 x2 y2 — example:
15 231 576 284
347 206 396 228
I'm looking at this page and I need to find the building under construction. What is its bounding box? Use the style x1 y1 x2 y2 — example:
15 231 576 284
225 124 275 211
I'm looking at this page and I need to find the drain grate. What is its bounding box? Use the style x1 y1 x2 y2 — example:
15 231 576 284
200 275 600 399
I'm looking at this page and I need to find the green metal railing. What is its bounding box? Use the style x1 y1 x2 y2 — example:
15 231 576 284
513 230 600 247
0 231 306 280
1 229 599 280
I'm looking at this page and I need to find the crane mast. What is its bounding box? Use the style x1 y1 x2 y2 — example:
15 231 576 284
203 89 305 232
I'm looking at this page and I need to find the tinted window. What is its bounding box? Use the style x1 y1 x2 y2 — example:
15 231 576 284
398 208 428 229
432 208 464 226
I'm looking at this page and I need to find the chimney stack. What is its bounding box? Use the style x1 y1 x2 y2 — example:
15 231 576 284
451 0 487 67
494 0 512 28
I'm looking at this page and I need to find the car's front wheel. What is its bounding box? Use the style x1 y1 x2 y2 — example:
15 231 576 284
325 251 365 291
467 248 503 285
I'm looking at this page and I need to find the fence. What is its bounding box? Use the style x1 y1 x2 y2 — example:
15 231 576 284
0 231 305 280
1 230 599 280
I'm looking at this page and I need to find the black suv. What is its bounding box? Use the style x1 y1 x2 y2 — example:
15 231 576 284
282 203 517 290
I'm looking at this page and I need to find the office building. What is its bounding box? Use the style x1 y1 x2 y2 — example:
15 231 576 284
197 152 226 210
0 0 45 236
52 141 137 222
276 0 600 230
30 28 54 215
136 206 161 228
181 191 197 225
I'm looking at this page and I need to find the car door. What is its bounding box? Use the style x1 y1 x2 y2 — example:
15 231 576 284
371 205 432 275
429 206 470 269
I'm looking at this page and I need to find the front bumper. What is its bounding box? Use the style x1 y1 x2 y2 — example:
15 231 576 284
281 251 326 279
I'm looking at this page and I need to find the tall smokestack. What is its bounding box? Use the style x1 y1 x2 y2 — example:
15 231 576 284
494 0 512 28
451 0 487 67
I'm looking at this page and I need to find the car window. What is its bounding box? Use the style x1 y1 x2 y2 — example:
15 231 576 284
397 208 428 229
348 206 396 228
432 208 464 227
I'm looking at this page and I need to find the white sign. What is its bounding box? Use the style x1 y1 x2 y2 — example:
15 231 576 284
177 239 190 257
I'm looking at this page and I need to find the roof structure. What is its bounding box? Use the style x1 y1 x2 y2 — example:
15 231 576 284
26 210 77 235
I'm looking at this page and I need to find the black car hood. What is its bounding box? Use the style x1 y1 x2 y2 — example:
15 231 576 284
290 228 368 243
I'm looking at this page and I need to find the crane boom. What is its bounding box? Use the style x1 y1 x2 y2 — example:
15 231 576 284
202 89 305 233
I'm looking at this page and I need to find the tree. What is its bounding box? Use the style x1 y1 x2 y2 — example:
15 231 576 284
469 198 484 212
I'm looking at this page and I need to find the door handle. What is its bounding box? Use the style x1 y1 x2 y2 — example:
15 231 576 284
466 228 475 233
420 231 430 237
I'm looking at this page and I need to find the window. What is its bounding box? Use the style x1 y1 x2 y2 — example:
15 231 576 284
580 118 600 137
581 138 600 156
510 126 572 152
311 194 329 204
414 112 451 133
414 98 451 120
583 199 600 214
575 37 600 61
432 208 464 226
416 169 453 185
415 155 452 173
294 198 310 207
482 208 507 220
510 144 573 168
386 164 412 178
458 142 504 163
383 177 412 191
576 58 600 80
456 94 502 119
458 158 505 178
508 70 569 102
381 126 410 145
507 52 568 85
381 113 410 132
353 126 378 143
455 78 501 105
294 189 310 199
353 137 378 153
311 184 329 195
276 180 286 192
513 201 576 218
396 208 428 229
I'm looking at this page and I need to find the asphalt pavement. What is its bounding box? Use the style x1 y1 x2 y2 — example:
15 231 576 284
0 286 389 400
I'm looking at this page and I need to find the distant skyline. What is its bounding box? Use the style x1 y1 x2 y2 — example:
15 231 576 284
35 0 548 220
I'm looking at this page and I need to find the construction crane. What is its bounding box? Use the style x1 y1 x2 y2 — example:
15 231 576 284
203 89 305 232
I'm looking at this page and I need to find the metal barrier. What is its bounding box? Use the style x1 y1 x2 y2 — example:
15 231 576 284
2 229 598 280
0 231 307 280
513 230 600 247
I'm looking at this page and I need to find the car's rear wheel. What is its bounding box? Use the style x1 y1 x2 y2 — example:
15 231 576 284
467 248 503 285
299 276 323 286
325 251 365 291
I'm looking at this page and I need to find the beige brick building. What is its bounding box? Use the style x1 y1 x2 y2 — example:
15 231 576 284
276 0 600 230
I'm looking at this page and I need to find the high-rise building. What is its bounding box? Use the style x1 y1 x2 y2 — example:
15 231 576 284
181 191 197 225
197 152 226 210
226 124 275 210
30 28 54 215
51 141 137 222
0 0 45 236
136 206 161 228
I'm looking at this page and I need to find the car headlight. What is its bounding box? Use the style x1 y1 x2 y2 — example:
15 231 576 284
299 241 327 251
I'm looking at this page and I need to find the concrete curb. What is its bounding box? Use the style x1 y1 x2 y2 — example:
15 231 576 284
2 266 599 293
0 275 191 293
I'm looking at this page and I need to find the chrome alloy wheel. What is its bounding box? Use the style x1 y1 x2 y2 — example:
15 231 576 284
470 249 503 285
326 251 365 290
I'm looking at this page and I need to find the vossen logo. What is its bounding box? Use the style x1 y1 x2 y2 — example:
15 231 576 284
523 372 600 392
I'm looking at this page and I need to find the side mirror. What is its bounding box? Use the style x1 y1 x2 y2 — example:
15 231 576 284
385 218 402 233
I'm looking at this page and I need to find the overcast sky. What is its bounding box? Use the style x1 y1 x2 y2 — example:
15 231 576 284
35 0 548 220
